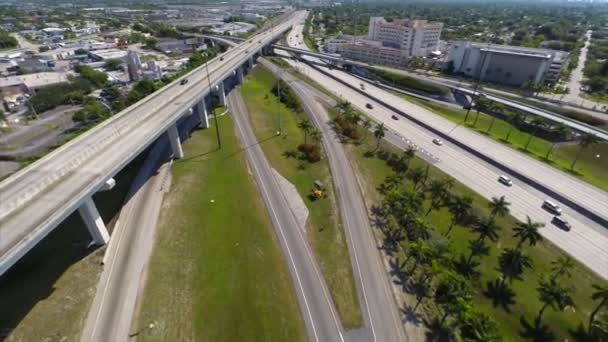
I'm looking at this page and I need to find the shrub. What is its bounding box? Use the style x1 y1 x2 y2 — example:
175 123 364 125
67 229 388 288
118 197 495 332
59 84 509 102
367 68 449 96
298 143 321 162
334 115 362 140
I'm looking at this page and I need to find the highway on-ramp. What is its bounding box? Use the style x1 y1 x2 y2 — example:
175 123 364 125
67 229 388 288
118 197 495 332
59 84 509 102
262 58 411 341
228 89 345 342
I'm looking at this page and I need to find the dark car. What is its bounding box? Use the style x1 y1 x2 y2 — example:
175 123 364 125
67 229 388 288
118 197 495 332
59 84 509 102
180 79 188 85
220 57 224 61
391 115 399 120
552 216 571 231
366 103 373 109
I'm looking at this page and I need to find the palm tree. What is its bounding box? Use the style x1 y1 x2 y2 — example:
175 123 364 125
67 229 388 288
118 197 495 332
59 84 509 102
524 117 545 151
425 179 449 216
297 119 313 144
513 216 544 249
446 195 473 236
472 216 501 243
536 276 574 321
488 195 511 219
505 112 525 142
459 309 502 342
404 145 416 162
335 99 352 115
571 133 600 171
362 118 372 142
486 102 505 133
408 166 426 191
373 122 385 152
473 98 490 127
498 247 533 285
467 238 490 263
434 271 472 324
590 284 608 329
310 128 322 145
545 123 569 160
406 240 433 274
550 256 574 281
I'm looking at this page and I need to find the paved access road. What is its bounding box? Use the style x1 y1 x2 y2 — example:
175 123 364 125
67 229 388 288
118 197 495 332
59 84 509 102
0 12 303 275
262 58 411 342
228 90 345 342
80 135 172 342
281 22 608 279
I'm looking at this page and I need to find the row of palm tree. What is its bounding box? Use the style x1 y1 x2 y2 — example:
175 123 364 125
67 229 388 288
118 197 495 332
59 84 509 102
466 96 601 170
369 146 608 340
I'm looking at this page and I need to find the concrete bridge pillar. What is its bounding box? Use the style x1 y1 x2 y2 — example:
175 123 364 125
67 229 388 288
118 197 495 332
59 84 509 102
248 56 254 69
217 81 226 106
194 98 209 128
167 123 184 159
78 196 109 245
237 66 244 84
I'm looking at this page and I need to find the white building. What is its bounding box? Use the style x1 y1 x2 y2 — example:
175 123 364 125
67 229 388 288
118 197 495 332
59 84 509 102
324 34 355 54
446 41 569 86
368 17 443 57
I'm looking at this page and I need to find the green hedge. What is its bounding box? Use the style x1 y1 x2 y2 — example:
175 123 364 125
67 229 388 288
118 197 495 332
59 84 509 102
367 68 450 96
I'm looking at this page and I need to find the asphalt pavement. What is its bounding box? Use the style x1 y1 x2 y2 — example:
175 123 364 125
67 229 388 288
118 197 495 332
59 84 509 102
261 58 412 341
228 89 345 342
80 132 173 342
280 22 608 279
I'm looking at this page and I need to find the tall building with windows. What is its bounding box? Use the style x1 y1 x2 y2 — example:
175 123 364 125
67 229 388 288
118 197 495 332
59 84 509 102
368 17 443 57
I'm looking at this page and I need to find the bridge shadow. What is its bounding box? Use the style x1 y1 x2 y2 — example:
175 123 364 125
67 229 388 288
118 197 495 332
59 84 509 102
0 156 144 340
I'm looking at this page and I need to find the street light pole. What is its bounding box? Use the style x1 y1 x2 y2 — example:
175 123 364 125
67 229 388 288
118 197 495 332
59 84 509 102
276 69 282 135
205 56 222 149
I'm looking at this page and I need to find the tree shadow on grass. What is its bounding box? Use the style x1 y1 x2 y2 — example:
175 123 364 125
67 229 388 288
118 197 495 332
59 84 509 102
483 278 516 312
424 317 453 342
569 322 606 342
400 303 424 327
519 315 555 342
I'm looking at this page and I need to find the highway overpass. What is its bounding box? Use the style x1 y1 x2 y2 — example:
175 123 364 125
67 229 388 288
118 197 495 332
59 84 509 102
0 13 303 276
210 37 608 141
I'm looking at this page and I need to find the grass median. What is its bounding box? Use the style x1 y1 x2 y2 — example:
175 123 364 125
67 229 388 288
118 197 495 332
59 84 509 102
241 66 363 329
399 94 608 192
134 114 307 341
341 130 607 341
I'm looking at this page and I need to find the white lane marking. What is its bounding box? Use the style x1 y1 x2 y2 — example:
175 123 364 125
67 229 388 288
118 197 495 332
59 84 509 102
290 79 378 341
231 95 325 342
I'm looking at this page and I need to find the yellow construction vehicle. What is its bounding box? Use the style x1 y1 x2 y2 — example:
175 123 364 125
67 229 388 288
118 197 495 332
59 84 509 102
311 180 326 200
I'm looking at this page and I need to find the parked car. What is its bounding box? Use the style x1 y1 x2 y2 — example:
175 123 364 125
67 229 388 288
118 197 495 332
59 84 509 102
542 200 562 215
552 216 571 231
391 115 399 120
180 79 188 85
498 175 513 186
366 103 373 109
432 138 443 146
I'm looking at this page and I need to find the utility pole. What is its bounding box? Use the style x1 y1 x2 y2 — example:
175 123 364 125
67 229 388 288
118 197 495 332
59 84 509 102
205 56 222 149
276 70 282 135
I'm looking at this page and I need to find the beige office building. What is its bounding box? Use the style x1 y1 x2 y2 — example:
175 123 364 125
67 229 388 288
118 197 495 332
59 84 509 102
368 17 443 57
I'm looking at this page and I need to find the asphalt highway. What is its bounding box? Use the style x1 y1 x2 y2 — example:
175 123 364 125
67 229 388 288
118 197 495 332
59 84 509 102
80 135 172 342
228 89 345 342
262 58 410 341
281 21 608 279
0 12 304 275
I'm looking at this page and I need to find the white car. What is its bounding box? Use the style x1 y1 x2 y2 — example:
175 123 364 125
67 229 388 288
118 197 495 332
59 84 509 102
432 138 443 146
498 175 513 186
